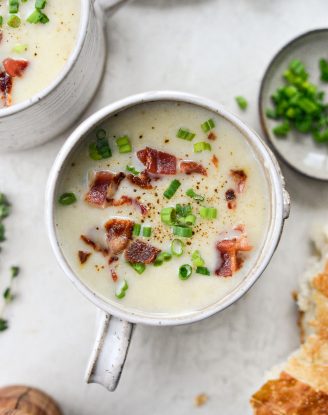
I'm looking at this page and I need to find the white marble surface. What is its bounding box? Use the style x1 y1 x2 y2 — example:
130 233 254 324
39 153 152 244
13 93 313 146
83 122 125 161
1 0 328 413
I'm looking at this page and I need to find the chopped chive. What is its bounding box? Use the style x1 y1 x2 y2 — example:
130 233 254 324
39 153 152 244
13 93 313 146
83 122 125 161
116 136 132 153
35 0 47 9
272 121 290 138
176 128 196 141
126 165 140 175
161 207 176 225
96 128 107 140
0 223 5 242
142 227 152 237
129 262 146 274
27 9 49 24
235 96 248 110
171 239 184 257
201 119 215 133
172 225 193 238
179 264 192 280
3 287 13 303
319 58 328 82
115 279 128 299
182 214 196 226
0 203 10 220
9 0 19 14
163 179 181 199
196 266 210 276
193 142 211 153
200 207 217 219
7 15 21 28
192 250 205 267
175 204 192 218
12 43 28 53
11 266 19 278
89 135 112 160
0 318 8 332
0 16 3 27
154 251 172 266
58 192 77 206
186 188 204 201
132 223 141 237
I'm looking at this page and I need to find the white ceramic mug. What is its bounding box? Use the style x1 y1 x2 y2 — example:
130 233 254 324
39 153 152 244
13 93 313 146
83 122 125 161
45 91 290 391
0 0 128 152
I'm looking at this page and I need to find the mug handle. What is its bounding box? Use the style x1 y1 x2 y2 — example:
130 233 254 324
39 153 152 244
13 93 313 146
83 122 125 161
96 0 130 16
85 311 134 391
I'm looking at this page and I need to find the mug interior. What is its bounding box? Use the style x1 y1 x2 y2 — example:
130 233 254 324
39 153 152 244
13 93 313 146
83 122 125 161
46 91 285 326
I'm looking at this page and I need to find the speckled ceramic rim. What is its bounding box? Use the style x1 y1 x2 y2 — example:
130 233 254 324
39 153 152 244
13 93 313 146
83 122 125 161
0 0 90 118
46 91 288 326
259 28 328 181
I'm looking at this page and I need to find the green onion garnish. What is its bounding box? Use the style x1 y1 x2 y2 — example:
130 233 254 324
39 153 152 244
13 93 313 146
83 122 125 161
35 0 47 9
3 287 13 303
132 223 141 237
142 227 152 237
11 266 19 278
319 58 328 82
154 251 172 266
161 207 176 225
199 207 217 220
192 250 205 267
126 165 140 175
0 318 8 332
0 16 3 27
0 223 5 242
186 188 204 201
163 179 181 199
58 192 77 206
116 135 132 153
182 214 196 226
89 134 112 160
272 121 290 138
0 194 10 220
172 225 193 238
115 279 129 299
201 119 215 133
176 128 196 141
179 264 192 280
196 266 210 276
235 96 248 110
12 43 28 54
193 142 211 153
129 262 146 274
7 15 21 28
175 204 192 218
27 9 49 24
171 239 184 257
9 0 19 14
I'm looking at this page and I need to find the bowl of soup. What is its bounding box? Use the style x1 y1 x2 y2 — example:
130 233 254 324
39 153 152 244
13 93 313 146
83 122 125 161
0 0 127 151
46 91 290 390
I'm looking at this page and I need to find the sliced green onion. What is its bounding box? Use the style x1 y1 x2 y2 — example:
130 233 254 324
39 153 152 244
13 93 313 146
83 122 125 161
27 9 49 24
200 207 217 219
9 0 19 14
179 264 192 280
129 262 146 274
0 223 5 242
194 142 211 153
319 58 328 82
7 15 21 28
126 165 140 175
89 135 112 160
0 318 8 332
176 128 195 141
116 135 132 153
35 0 47 9
183 214 196 226
171 239 184 257
154 251 172 266
186 188 204 201
164 179 181 199
12 43 28 53
175 204 192 218
3 287 13 303
192 250 205 267
115 279 129 299
201 118 215 133
11 266 19 278
142 226 152 237
0 16 3 27
235 96 248 110
132 223 141 237
161 207 176 225
172 225 193 238
196 266 210 276
58 192 77 206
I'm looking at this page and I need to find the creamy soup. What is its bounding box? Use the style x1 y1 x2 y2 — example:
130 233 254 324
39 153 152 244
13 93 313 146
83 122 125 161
0 0 80 107
55 102 270 317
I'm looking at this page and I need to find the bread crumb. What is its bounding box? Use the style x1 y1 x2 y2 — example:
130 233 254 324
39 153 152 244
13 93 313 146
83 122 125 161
194 393 208 407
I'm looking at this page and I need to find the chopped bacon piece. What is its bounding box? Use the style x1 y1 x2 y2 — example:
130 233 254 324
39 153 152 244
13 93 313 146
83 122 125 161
125 239 160 264
108 256 118 265
208 132 217 140
137 147 177 175
211 155 219 168
134 199 148 216
0 71 12 107
80 235 109 256
78 250 91 264
225 189 237 210
105 218 134 256
111 269 118 282
180 161 207 176
127 170 153 189
85 171 125 208
215 228 252 277
110 195 132 207
230 169 247 193
3 58 29 77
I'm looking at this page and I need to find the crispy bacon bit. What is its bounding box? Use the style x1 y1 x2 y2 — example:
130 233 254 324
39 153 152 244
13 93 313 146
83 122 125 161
125 239 160 264
110 195 132 207
105 218 134 256
3 58 29 77
230 169 247 193
215 228 252 277
225 189 237 210
111 269 118 282
85 171 125 208
180 161 207 176
208 132 217 140
78 250 91 264
127 170 153 189
108 256 118 265
0 71 12 107
134 198 148 216
137 147 177 175
211 155 219 168
80 235 109 256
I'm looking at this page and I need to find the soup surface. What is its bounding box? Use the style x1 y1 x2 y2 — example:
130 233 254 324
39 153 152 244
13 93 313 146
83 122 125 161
0 0 80 108
55 102 270 317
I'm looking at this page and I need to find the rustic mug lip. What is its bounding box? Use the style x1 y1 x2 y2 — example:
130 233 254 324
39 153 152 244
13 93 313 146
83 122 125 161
0 0 90 118
45 90 286 326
